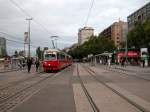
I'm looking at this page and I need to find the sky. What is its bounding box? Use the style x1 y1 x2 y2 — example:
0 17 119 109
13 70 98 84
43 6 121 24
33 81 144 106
0 0 149 56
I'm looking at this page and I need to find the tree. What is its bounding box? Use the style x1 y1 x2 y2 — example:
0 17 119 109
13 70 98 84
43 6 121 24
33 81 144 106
127 19 150 48
36 47 42 59
14 51 18 57
143 19 150 47
19 51 24 56
68 35 115 59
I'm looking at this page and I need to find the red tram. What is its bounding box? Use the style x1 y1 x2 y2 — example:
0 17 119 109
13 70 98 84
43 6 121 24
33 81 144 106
42 49 72 72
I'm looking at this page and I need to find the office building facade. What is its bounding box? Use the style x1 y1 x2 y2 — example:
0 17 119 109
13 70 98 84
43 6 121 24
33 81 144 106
127 2 150 30
0 37 7 57
78 27 94 45
100 20 128 48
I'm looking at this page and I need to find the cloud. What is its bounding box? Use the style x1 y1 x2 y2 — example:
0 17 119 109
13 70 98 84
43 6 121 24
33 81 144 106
0 0 149 55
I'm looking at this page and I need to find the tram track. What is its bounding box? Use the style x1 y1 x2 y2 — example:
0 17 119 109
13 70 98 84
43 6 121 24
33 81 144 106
82 64 149 112
0 72 57 112
0 73 51 103
76 64 100 112
0 72 43 91
0 66 72 112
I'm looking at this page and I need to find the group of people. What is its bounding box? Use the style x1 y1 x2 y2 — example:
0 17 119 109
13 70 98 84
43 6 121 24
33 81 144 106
121 58 126 67
26 57 40 73
120 58 146 68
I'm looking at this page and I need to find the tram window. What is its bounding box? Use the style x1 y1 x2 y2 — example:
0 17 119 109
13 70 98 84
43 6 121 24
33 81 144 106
44 54 56 60
57 53 60 59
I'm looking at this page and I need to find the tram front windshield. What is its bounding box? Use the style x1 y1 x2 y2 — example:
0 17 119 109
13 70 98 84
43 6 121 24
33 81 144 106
44 54 56 60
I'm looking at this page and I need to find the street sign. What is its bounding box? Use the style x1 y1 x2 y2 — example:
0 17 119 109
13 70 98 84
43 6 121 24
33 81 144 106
24 32 28 44
140 48 148 57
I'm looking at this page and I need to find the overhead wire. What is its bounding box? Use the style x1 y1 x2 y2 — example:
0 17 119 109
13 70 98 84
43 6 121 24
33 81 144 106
9 0 52 34
84 0 95 27
0 31 37 48
7 0 76 49
0 31 23 41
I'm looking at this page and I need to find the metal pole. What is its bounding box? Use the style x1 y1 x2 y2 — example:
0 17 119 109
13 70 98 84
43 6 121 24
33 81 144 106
55 39 57 49
24 43 25 57
26 18 32 58
52 40 55 49
125 33 128 64
56 39 57 48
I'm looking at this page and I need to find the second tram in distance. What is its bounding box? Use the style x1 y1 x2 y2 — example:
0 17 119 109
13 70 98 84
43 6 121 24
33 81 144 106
43 49 72 72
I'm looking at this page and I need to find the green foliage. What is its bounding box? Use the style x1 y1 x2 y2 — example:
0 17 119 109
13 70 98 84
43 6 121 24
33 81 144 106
14 50 18 57
127 19 150 48
36 47 42 59
0 48 5 58
68 35 115 59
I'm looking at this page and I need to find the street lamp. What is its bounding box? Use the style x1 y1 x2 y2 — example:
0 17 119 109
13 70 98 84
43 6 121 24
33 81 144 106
26 18 32 58
125 34 128 62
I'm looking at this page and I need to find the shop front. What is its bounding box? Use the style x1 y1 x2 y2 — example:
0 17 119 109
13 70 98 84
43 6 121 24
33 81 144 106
116 51 140 65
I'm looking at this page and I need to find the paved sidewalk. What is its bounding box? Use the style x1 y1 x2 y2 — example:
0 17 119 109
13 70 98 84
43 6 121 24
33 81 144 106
110 65 150 73
91 63 150 74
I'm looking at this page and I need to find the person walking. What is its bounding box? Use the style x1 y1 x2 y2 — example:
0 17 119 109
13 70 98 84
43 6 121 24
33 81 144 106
142 59 145 68
22 59 26 69
35 58 40 72
27 58 32 73
121 58 125 67
108 58 111 68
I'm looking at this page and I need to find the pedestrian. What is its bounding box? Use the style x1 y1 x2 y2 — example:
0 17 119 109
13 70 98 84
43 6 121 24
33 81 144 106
108 58 111 67
35 58 40 72
18 59 22 70
22 59 26 69
121 58 125 67
27 57 32 73
142 60 145 68
4 58 8 70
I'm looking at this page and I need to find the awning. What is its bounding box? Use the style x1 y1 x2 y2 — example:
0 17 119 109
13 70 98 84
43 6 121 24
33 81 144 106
117 51 139 57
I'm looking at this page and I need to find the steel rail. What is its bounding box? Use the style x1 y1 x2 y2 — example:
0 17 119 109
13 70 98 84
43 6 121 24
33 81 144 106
0 73 56 105
0 72 43 91
77 64 100 112
82 64 149 112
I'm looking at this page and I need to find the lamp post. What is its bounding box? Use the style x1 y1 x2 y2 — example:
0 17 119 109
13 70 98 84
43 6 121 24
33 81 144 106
125 34 128 63
26 18 32 58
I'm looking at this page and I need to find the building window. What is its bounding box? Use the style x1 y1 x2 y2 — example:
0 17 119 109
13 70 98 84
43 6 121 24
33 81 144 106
138 15 142 21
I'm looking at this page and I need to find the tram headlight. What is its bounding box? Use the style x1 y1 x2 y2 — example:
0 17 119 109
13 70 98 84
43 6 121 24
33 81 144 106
44 62 47 65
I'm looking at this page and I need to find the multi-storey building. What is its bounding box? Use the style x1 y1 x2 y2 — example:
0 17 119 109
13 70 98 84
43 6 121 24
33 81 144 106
100 20 128 48
78 27 94 45
127 2 150 30
0 37 7 57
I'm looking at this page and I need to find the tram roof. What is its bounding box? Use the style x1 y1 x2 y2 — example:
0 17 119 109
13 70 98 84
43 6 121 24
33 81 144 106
45 48 60 52
44 48 71 57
